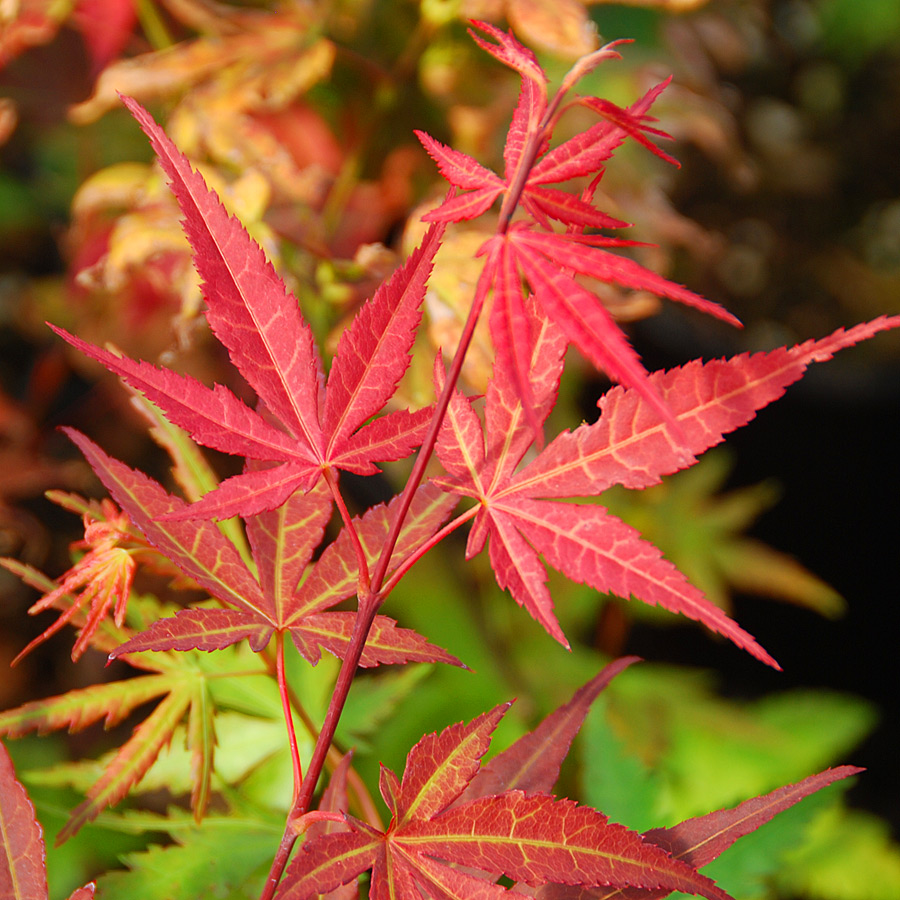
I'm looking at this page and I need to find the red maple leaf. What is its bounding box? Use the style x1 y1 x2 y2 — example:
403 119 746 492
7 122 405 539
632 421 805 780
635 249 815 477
432 306 900 664
53 96 443 522
538 766 863 900
1 741 97 900
276 661 861 900
276 682 733 900
414 21 741 435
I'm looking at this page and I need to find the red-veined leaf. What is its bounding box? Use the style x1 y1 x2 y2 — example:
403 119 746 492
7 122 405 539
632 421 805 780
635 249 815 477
482 294 566 488
246 478 333 616
486 237 540 439
489 497 776 666
433 359 486 488
508 231 679 432
66 885 95 900
403 792 731 900
513 316 900 499
330 407 433 475
50 327 315 467
277 829 380 900
108 609 275 658
540 766 864 900
280 705 734 900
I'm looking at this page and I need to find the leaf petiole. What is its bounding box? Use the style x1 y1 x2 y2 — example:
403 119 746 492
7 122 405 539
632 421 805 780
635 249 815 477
274 632 302 800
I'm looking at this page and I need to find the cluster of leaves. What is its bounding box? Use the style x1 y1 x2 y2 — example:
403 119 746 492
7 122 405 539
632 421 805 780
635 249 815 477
2 14 899 900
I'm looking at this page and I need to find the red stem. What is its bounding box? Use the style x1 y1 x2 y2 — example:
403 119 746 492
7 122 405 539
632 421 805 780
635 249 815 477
380 506 479 598
323 467 370 592
367 261 494 594
275 632 303 800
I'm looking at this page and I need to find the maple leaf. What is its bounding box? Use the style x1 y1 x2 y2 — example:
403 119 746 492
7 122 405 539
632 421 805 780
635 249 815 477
62 429 461 669
276 699 734 900
52 96 444 522
2 499 137 665
0 623 219 842
1 740 97 900
415 22 739 433
433 315 900 664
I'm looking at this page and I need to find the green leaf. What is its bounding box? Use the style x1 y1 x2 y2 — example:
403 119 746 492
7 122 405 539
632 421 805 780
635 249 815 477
336 665 434 751
776 805 900 900
581 698 663 833
96 816 281 900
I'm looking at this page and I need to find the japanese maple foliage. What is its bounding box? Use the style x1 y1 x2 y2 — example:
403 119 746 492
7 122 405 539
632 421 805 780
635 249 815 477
1 17 897 900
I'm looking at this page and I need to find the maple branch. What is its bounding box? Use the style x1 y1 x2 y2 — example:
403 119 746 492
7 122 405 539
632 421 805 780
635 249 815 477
367 262 494 597
260 639 383 828
259 236 495 900
275 632 303 800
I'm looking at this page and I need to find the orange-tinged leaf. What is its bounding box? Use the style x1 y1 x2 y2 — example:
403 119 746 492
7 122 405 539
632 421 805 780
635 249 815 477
436 315 900 664
63 429 271 618
246 478 333 617
541 766 864 900
0 675 181 738
396 705 509 826
512 317 900 499
0 740 48 900
278 829 380 900
108 609 275 658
